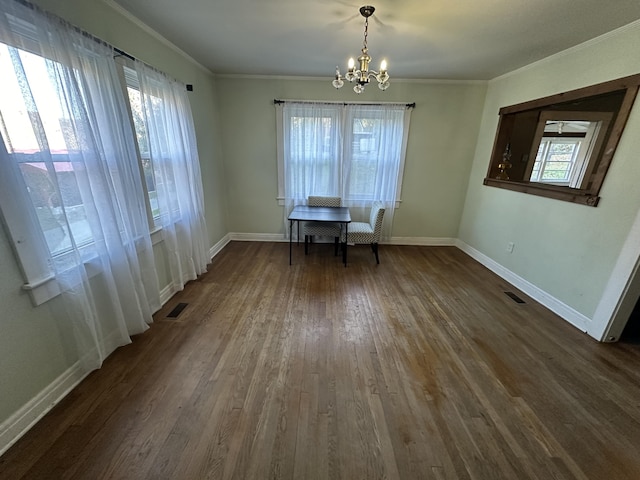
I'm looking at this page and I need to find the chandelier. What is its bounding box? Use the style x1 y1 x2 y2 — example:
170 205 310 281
332 5 390 94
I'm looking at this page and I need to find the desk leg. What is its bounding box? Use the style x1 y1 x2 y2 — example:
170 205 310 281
343 223 348 266
289 219 293 265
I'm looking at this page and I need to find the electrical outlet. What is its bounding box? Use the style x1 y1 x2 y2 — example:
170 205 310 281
506 242 515 253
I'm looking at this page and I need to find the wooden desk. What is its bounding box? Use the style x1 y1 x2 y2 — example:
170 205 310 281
288 205 351 266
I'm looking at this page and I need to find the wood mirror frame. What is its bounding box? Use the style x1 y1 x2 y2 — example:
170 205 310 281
483 74 640 206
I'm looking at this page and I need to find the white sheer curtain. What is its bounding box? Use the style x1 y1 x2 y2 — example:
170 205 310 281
342 104 411 236
0 0 159 370
279 101 412 240
280 102 343 237
134 62 209 290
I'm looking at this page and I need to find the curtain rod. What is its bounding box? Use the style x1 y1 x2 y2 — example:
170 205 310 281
113 47 135 62
14 0 193 92
274 99 415 108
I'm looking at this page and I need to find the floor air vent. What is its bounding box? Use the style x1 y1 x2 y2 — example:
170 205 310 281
167 302 189 318
504 291 526 304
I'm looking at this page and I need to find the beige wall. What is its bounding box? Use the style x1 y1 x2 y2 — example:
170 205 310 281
215 77 487 238
458 22 640 334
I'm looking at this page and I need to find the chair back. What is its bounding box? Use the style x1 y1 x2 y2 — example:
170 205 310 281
369 201 385 241
308 196 341 207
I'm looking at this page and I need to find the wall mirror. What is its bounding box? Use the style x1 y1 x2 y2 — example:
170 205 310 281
484 74 640 206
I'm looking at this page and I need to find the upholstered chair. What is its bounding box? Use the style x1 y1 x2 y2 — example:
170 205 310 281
303 196 342 255
341 201 385 264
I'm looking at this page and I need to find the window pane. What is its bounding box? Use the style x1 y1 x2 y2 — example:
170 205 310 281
289 115 339 195
126 85 159 219
0 43 92 256
541 165 570 180
17 155 91 255
0 45 70 154
126 87 149 156
349 117 376 198
531 139 581 184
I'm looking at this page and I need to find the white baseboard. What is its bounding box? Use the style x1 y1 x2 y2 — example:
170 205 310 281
387 236 457 246
0 362 89 457
228 232 287 242
226 233 457 246
159 284 175 307
209 233 232 257
456 239 590 333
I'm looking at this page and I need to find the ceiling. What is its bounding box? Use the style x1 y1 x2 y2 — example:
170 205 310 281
113 0 640 81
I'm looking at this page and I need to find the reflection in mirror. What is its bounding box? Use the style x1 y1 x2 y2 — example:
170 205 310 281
526 112 612 188
483 74 640 206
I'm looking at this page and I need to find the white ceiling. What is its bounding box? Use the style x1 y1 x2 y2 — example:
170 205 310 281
113 0 640 81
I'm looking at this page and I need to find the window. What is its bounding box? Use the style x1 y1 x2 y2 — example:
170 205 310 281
0 0 208 373
530 138 583 185
0 20 159 306
277 101 412 210
484 75 639 206
344 108 408 202
119 60 210 291
122 65 160 223
286 106 342 197
524 113 612 189
0 44 158 266
276 101 412 240
0 43 94 259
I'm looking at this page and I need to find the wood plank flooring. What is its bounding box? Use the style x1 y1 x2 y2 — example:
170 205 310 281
1 242 640 479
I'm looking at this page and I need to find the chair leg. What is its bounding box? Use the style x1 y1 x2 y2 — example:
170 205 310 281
304 235 309 255
334 237 339 256
372 243 380 264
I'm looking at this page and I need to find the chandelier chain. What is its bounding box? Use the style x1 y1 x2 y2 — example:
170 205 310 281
363 16 369 51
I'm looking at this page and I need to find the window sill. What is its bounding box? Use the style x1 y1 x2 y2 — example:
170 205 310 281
21 255 104 307
483 178 600 206
277 197 403 208
23 228 165 307
22 274 61 306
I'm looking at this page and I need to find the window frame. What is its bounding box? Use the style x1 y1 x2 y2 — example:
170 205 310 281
0 45 162 306
276 101 411 207
0 40 97 304
530 137 583 185
116 60 161 232
483 74 640 206
0 139 62 304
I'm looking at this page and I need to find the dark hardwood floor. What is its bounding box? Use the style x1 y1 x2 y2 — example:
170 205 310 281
1 242 640 479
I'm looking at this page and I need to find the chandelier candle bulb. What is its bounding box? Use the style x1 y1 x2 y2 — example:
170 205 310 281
332 67 344 89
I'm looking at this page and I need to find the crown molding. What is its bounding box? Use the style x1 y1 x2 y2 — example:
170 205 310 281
102 0 213 75
490 19 640 84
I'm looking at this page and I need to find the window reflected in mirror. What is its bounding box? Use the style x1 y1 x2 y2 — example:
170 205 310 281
527 112 612 188
484 74 640 206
